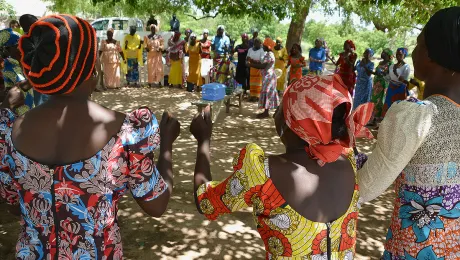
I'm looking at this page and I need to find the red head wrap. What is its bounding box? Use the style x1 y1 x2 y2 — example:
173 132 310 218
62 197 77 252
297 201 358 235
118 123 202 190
263 37 276 51
283 74 374 166
345 40 356 50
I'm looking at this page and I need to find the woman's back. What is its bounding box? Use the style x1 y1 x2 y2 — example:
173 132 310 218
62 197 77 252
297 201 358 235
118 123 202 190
269 151 356 223
382 96 460 258
197 144 360 259
0 104 168 259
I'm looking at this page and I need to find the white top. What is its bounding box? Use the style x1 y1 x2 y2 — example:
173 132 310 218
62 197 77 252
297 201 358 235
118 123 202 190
389 63 411 82
247 48 265 61
358 99 436 203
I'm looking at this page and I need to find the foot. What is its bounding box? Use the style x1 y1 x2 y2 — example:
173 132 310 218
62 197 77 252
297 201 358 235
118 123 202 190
256 111 270 119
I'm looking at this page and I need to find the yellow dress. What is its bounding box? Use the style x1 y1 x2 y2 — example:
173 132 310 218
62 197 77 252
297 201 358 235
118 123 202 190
187 43 203 86
196 143 360 259
273 47 289 92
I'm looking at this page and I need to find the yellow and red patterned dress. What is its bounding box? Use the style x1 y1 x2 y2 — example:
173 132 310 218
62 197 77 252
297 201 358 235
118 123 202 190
196 143 360 259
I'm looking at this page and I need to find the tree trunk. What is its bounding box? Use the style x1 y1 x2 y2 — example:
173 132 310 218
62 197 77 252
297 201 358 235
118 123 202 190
285 1 312 52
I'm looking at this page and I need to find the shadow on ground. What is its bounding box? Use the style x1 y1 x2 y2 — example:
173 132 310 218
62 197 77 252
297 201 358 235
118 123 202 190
0 87 392 259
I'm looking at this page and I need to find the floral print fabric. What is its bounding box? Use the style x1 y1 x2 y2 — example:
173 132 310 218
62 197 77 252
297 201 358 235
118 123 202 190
0 107 167 260
196 143 360 259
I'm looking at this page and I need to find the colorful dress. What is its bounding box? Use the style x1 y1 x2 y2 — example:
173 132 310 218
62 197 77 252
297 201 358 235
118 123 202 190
382 63 411 117
247 48 266 98
370 61 392 119
197 144 360 259
0 108 167 259
358 96 460 259
259 52 279 110
187 43 202 87
273 47 288 92
353 60 374 110
144 35 164 84
167 37 186 86
234 44 250 91
2 58 34 115
335 52 358 96
123 34 144 84
287 56 306 84
200 40 212 59
100 40 122 89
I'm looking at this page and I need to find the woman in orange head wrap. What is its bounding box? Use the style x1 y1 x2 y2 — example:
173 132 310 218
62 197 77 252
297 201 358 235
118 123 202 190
247 37 279 118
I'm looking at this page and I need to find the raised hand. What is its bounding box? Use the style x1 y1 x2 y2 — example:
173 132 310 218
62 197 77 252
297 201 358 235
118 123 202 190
190 106 213 143
160 111 181 146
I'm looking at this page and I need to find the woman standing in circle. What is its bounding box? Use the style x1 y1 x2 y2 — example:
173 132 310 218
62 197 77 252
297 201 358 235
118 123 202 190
353 48 375 110
190 74 373 259
144 24 164 87
247 38 265 101
368 48 393 125
0 14 180 259
249 38 279 119
273 37 288 94
381 48 411 117
167 31 186 88
334 40 358 96
286 43 306 84
100 28 125 89
359 7 460 259
186 33 202 92
234 34 250 96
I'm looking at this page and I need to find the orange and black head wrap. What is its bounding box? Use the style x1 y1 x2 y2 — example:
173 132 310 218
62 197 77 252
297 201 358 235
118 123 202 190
18 14 97 95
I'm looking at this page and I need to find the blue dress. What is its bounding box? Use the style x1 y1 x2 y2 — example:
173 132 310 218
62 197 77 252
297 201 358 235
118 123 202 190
2 58 34 114
353 60 374 110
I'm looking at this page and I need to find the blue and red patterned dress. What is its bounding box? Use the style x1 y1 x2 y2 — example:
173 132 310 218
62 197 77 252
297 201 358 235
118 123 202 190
0 107 167 259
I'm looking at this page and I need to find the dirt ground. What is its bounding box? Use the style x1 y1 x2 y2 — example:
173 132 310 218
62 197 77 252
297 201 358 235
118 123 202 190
0 87 394 259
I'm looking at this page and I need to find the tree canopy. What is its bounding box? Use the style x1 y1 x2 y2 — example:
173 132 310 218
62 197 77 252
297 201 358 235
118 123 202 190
337 0 460 32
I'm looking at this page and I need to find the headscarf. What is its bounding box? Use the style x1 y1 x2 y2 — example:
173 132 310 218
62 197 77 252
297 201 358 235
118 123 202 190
425 7 460 72
276 37 283 43
291 43 302 54
185 28 192 34
251 28 258 33
366 48 375 57
149 24 158 33
188 33 197 45
217 25 225 31
203 29 209 34
18 14 97 95
283 74 374 166
241 33 249 40
396 47 408 58
382 48 393 57
108 28 115 33
345 40 355 50
0 28 20 47
263 37 276 51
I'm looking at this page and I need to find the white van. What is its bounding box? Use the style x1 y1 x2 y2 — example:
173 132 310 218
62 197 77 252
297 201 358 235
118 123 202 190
91 17 173 45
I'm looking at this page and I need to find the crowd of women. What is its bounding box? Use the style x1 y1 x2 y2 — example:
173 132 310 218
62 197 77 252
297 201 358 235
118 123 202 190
1 6 460 260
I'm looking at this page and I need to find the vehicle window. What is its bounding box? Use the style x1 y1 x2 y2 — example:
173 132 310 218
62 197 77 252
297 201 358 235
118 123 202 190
92 20 109 31
112 20 128 30
137 20 143 32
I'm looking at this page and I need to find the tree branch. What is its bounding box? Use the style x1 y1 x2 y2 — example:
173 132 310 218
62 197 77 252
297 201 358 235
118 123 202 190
184 12 219 20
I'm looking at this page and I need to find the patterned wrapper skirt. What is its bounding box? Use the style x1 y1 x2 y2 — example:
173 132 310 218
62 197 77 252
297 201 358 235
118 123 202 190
250 67 262 98
126 58 139 83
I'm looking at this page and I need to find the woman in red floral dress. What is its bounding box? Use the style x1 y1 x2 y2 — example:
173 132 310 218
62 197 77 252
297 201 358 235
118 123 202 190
190 74 374 259
334 40 358 96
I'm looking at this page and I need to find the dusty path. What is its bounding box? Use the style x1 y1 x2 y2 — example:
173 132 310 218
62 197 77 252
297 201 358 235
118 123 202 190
0 88 393 259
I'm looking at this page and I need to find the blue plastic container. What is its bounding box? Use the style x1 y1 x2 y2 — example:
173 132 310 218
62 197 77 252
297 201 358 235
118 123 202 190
202 83 226 101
